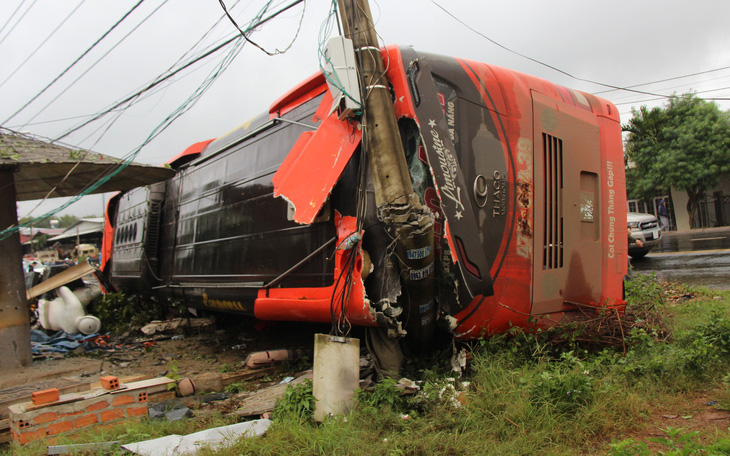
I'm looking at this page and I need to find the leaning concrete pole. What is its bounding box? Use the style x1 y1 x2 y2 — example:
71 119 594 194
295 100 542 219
0 168 32 369
337 0 436 350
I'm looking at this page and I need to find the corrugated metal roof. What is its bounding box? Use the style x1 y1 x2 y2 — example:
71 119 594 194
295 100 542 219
0 128 175 201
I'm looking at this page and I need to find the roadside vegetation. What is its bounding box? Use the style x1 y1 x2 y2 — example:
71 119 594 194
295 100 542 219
4 274 730 455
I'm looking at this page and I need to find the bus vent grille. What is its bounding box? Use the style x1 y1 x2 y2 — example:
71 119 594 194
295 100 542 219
144 201 162 261
543 133 563 270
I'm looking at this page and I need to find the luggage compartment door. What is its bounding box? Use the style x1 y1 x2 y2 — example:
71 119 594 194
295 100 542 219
531 91 602 314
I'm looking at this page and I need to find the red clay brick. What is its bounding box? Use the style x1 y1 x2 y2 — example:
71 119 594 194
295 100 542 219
74 414 98 429
87 400 109 412
60 410 84 418
33 412 59 425
15 419 32 429
100 376 120 390
31 388 60 405
112 394 135 406
47 420 73 435
126 405 149 417
100 409 124 422
15 428 46 445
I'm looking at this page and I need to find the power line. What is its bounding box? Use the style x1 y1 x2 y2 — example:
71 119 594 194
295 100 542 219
53 35 239 142
0 0 37 47
1 37 247 240
594 65 730 95
54 0 305 142
0 0 27 42
614 85 730 106
0 0 87 90
55 0 243 139
608 72 730 103
431 0 730 102
20 0 170 129
2 0 145 125
2 0 309 238
219 0 305 56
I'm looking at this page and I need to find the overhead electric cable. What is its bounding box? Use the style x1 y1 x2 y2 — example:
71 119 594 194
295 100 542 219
594 65 730 95
3 1 292 239
219 0 305 56
0 0 37 47
1 43 240 238
166 0 242 70
607 72 730 103
0 0 87 90
49 0 242 138
614 85 730 106
53 35 239 142
20 0 169 128
55 0 303 142
431 0 730 102
3 0 145 125
0 0 27 43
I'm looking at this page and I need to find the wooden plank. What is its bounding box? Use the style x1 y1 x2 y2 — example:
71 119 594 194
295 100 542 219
221 366 279 385
111 377 175 393
235 372 311 417
0 374 154 419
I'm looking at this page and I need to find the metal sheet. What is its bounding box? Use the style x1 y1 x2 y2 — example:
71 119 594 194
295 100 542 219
273 113 361 224
0 129 174 201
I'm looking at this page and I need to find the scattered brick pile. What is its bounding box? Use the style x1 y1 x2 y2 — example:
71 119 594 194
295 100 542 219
9 376 175 445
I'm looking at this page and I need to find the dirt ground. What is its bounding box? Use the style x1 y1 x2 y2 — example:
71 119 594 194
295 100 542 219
0 316 330 391
3 314 730 452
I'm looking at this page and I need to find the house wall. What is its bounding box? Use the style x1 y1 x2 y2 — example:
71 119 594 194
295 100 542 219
670 172 730 231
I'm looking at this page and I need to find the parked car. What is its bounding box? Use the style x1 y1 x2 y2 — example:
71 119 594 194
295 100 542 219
627 212 662 258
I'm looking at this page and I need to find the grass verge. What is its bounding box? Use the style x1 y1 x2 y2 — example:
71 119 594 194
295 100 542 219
3 275 730 455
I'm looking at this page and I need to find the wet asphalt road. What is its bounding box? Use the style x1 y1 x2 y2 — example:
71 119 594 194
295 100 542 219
631 249 730 291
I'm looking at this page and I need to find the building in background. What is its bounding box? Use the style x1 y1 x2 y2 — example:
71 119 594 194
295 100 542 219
627 173 730 231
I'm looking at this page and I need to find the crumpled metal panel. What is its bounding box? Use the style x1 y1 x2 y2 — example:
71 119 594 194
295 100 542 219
273 113 361 224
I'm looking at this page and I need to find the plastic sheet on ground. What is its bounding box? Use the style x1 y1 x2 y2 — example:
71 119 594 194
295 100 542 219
30 329 106 355
121 419 271 456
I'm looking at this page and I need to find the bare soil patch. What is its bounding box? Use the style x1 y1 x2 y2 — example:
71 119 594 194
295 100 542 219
0 316 328 391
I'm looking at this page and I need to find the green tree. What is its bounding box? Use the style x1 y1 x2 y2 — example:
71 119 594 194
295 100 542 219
623 93 730 228
18 216 50 228
57 214 79 228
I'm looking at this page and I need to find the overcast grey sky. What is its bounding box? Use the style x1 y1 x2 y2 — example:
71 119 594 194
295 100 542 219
4 0 730 219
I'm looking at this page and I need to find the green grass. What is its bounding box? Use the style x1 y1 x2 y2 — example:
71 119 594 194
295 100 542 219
4 276 730 455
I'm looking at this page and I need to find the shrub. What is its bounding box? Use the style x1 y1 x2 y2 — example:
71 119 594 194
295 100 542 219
274 379 315 421
92 292 177 334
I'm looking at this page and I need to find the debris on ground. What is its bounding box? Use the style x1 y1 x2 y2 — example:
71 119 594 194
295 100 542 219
244 348 312 369
235 371 312 417
395 378 420 395
149 400 193 422
140 317 216 336
189 366 279 394
47 441 121 455
30 329 109 358
121 419 271 456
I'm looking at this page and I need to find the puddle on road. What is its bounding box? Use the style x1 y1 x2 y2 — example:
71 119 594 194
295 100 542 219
656 235 730 253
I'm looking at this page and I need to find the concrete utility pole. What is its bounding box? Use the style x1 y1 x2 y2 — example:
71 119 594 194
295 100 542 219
0 168 33 369
336 0 436 350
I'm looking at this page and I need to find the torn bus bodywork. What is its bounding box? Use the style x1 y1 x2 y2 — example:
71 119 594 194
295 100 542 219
103 45 627 343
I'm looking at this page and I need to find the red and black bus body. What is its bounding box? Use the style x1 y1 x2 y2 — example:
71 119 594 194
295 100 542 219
103 45 627 341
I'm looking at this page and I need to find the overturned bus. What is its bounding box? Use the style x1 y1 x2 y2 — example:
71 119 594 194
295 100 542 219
101 45 627 345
